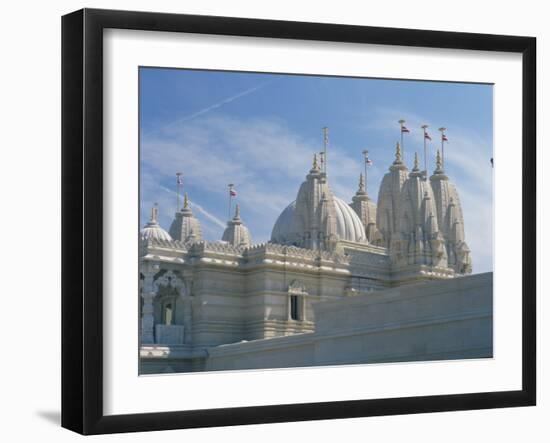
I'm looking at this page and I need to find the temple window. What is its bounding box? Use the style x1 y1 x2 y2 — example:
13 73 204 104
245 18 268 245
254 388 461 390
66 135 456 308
290 295 300 320
163 302 173 325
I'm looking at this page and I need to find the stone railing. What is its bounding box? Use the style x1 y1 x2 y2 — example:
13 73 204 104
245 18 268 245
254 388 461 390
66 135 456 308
245 242 350 265
188 240 245 256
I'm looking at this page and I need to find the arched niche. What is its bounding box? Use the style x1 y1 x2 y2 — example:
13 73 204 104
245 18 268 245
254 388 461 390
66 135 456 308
152 269 187 327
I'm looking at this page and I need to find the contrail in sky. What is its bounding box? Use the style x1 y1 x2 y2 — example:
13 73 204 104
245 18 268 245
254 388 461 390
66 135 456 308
160 186 226 229
145 82 271 137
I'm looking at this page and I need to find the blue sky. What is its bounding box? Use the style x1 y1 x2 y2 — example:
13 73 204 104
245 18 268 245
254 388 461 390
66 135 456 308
140 68 493 273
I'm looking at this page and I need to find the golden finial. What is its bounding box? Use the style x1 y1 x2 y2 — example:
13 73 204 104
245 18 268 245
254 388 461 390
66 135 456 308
394 141 402 163
183 192 189 209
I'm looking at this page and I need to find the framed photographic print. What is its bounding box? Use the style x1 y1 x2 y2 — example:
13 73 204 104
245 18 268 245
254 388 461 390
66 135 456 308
61 8 536 435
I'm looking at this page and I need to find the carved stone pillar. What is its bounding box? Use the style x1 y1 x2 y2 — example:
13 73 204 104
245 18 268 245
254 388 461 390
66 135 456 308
183 297 193 344
140 262 160 345
140 291 156 344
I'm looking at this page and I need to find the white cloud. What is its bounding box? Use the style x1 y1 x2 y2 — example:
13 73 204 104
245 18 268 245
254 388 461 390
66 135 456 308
141 115 368 243
144 82 270 137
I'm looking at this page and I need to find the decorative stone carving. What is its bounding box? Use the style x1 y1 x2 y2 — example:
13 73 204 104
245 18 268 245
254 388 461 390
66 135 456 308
350 173 384 246
288 280 307 295
153 269 186 295
139 261 160 344
377 142 409 248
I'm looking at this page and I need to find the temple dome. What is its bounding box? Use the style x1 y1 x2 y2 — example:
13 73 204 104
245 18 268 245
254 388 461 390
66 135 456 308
140 204 172 242
271 196 366 245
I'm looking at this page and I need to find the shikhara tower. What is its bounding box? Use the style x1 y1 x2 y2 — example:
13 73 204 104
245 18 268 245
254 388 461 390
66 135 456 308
138 131 478 373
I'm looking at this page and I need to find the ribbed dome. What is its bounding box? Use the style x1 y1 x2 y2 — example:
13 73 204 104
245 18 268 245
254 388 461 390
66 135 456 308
141 223 173 242
271 196 366 245
140 204 172 242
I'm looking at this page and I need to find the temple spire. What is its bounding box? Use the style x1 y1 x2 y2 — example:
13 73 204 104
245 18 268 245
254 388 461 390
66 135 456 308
150 203 159 224
413 152 420 171
434 149 444 174
393 141 402 164
175 172 183 211
183 192 189 210
311 152 320 172
233 203 241 221
358 172 366 193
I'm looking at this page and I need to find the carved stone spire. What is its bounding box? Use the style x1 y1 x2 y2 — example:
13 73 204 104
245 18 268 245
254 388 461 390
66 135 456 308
434 149 444 175
169 193 203 243
233 203 241 221
410 152 423 178
150 203 159 224
358 173 366 194
393 141 403 165
429 159 472 274
222 204 252 247
311 153 320 172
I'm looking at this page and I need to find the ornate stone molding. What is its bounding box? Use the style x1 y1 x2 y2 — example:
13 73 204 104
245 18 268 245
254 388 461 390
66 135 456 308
153 269 186 296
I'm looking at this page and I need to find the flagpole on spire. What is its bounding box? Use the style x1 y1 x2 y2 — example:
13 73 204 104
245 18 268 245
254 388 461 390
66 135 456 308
439 127 447 170
322 126 329 175
398 119 409 163
228 183 234 220
227 184 238 221
362 149 371 194
176 172 183 211
421 125 430 179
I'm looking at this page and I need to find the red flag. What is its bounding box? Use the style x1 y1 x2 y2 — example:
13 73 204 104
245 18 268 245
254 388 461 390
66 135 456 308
401 125 410 133
229 188 237 197
424 132 432 141
442 134 449 142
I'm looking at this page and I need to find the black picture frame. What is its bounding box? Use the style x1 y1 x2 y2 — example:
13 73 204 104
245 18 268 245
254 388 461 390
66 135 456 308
61 8 536 435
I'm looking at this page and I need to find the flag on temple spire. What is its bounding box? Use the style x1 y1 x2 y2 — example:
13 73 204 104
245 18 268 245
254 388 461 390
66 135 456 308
424 132 432 141
229 187 237 197
442 133 449 142
401 125 410 133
